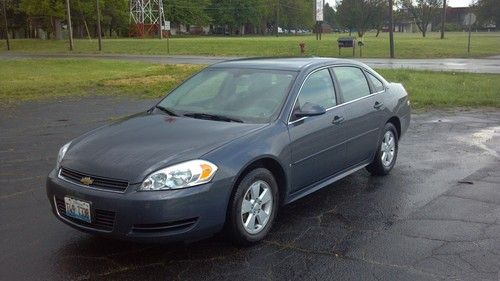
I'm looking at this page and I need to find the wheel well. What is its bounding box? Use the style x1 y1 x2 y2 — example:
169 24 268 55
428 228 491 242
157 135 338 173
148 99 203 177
232 158 287 206
387 116 401 138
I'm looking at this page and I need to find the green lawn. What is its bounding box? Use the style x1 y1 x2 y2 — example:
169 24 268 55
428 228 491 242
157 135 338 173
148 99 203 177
378 69 500 108
0 58 499 108
1 32 499 58
0 58 202 103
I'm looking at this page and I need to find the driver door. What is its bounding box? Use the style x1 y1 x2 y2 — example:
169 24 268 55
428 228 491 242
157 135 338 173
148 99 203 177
288 69 347 193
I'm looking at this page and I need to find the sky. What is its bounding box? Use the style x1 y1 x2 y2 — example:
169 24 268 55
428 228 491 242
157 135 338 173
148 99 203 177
324 0 474 8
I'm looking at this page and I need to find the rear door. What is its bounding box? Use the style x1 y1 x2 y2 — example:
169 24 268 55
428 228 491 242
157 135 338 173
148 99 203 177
288 68 347 193
331 66 387 168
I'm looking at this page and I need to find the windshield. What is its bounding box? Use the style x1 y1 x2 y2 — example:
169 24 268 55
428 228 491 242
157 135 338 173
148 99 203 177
157 68 297 123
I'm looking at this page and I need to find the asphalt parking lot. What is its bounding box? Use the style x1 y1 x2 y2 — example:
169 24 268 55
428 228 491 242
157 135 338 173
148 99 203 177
1 97 499 281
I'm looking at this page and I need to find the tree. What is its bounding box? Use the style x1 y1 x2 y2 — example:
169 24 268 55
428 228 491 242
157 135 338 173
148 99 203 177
20 0 65 39
208 0 263 35
372 0 388 36
474 0 500 29
401 0 442 37
323 2 337 29
102 0 128 37
279 0 313 33
336 0 386 38
166 0 211 28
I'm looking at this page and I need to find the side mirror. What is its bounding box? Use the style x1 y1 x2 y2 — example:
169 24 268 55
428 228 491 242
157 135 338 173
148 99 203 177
294 102 326 118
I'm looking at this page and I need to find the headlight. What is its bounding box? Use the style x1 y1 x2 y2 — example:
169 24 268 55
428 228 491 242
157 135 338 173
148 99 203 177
56 142 71 169
139 160 218 191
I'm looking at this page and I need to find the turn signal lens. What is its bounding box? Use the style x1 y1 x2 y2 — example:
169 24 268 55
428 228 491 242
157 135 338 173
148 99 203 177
200 164 214 180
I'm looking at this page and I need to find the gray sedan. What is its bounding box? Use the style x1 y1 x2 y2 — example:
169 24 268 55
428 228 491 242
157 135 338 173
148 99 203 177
46 58 411 245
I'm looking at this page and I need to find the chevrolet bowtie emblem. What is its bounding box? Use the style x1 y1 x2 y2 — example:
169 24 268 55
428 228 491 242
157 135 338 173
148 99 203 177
80 177 94 186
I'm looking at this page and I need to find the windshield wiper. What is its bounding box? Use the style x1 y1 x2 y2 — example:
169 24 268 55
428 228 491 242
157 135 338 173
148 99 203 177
184 112 244 123
155 105 178 116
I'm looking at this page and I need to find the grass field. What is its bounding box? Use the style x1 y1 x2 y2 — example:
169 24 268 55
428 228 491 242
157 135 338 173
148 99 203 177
0 59 202 103
1 32 499 59
1 58 499 108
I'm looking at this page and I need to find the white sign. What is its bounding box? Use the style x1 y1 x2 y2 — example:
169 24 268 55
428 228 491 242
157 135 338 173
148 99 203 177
315 0 324 21
463 13 476 26
162 21 171 31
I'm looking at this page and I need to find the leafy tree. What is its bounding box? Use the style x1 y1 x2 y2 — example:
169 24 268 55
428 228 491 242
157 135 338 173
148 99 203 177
102 0 128 37
400 0 442 37
371 0 388 36
19 0 65 39
324 2 337 29
279 0 313 32
474 0 500 29
336 0 386 38
208 0 263 35
166 0 211 27
1 0 29 39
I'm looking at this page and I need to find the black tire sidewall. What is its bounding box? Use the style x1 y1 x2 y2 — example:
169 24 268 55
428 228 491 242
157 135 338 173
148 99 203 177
228 168 279 245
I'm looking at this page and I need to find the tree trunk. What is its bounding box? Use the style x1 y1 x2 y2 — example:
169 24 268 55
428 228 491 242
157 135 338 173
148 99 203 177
440 0 446 39
54 19 62 40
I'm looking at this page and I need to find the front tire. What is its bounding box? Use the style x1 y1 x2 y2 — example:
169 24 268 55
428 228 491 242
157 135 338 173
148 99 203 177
227 168 278 245
366 123 399 176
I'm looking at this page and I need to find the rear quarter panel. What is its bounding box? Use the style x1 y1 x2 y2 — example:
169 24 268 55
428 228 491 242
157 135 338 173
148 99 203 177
386 82 411 137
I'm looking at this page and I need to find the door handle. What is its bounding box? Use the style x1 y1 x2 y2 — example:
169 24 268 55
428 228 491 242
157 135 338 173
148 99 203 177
332 115 345 125
374 101 384 109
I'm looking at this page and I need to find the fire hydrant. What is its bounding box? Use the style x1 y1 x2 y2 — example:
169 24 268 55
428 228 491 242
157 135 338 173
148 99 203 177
299 42 306 55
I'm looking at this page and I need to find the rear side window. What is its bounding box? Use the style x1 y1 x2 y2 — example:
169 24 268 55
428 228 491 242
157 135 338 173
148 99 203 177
296 69 336 110
366 72 385 93
332 67 371 103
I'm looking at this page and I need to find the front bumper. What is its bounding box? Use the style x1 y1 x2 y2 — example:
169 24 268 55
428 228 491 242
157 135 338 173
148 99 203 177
46 169 233 243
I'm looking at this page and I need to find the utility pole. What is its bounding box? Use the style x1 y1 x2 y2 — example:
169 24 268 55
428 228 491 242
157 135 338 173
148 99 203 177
2 0 10 50
440 0 446 39
388 0 395 58
276 0 279 37
96 0 102 51
65 0 74 51
158 0 163 39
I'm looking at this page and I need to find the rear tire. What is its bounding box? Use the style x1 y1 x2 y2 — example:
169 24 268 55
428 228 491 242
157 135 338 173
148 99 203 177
366 123 399 176
227 168 278 246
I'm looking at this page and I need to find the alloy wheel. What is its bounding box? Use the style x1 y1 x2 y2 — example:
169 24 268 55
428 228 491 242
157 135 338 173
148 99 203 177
241 180 273 234
381 131 396 167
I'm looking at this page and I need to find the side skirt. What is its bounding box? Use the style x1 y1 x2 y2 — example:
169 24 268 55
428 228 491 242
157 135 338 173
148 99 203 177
285 162 369 204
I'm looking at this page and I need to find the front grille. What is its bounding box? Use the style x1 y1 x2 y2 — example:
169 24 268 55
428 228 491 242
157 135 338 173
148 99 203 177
59 167 129 192
55 197 116 231
132 218 198 233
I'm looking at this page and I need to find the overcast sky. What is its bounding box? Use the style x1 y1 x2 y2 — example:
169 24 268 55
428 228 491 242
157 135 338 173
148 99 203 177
324 0 474 8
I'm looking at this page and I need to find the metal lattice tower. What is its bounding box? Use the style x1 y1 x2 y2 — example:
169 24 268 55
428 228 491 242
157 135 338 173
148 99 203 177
129 0 165 37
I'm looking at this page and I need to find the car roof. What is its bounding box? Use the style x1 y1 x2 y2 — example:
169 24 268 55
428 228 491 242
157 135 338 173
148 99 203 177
209 57 367 72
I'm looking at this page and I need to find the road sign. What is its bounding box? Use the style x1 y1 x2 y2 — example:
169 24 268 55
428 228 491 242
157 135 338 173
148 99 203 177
463 13 476 26
464 13 476 55
315 0 323 21
162 21 171 31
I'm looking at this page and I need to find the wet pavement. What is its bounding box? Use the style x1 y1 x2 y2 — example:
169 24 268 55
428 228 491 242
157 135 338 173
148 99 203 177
1 97 499 280
2 52 500 73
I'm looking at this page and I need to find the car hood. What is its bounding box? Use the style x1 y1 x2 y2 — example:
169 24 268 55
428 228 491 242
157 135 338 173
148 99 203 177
61 112 266 183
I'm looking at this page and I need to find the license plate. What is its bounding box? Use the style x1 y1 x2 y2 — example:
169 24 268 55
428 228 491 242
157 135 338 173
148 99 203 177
64 197 91 223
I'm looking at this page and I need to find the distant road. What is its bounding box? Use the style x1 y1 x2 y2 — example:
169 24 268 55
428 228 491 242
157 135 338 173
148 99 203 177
2 52 500 74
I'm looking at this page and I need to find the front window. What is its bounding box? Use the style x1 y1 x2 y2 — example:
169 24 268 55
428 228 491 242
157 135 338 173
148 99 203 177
158 68 297 123
296 69 337 110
